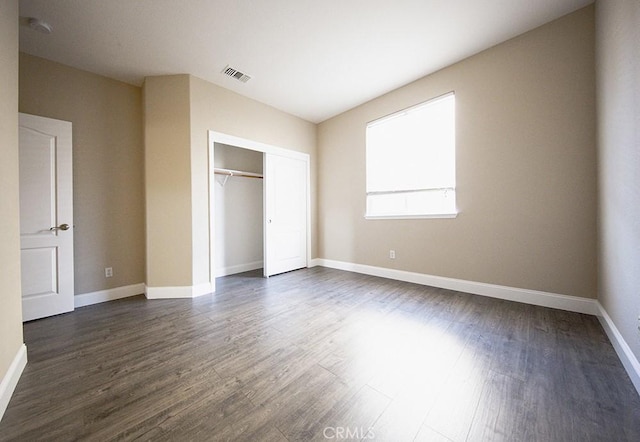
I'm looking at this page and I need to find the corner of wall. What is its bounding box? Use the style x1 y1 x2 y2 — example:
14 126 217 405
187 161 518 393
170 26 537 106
0 0 26 419
595 0 640 394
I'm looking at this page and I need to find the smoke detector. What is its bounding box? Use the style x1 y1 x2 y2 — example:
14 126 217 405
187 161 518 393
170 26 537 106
28 18 52 34
221 65 251 83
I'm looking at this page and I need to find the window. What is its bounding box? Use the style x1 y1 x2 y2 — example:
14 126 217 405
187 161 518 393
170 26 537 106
366 92 456 219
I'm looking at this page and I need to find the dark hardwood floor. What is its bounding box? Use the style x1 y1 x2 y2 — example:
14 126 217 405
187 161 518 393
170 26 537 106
1 267 639 441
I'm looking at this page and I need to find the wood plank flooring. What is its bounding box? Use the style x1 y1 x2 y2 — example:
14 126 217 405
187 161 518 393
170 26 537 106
1 267 639 441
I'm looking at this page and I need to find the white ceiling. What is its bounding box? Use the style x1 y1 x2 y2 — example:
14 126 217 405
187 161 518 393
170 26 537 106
19 0 593 123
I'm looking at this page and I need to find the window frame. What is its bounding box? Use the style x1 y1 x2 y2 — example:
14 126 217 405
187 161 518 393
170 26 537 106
365 91 458 220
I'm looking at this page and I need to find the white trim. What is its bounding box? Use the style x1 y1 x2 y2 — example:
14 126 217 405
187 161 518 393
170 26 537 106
314 259 598 315
145 284 212 299
595 302 640 395
145 285 193 299
209 131 309 161
74 283 145 308
365 213 458 220
306 158 312 271
215 261 263 277
208 131 217 294
0 344 27 421
192 282 214 297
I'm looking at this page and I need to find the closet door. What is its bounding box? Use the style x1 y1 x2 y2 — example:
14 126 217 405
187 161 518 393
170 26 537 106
264 153 308 276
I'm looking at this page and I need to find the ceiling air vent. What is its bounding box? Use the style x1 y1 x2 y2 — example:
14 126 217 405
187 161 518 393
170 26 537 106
222 65 251 83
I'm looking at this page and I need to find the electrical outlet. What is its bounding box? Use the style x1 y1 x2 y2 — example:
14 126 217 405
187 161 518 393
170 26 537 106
105 267 113 278
389 250 396 259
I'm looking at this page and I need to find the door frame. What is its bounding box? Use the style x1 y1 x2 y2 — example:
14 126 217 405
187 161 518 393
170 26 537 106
207 131 311 292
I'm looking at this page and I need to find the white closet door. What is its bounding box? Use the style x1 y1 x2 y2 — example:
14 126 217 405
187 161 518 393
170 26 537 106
264 153 308 277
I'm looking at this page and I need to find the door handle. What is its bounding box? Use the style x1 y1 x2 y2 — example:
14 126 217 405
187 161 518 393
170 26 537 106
50 223 70 231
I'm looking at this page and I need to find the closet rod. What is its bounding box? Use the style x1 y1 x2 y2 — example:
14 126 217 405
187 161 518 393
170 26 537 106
213 167 263 179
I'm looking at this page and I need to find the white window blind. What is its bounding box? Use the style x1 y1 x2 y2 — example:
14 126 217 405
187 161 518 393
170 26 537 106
366 92 456 218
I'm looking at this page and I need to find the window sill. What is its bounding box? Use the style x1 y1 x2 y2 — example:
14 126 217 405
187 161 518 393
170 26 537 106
365 212 458 220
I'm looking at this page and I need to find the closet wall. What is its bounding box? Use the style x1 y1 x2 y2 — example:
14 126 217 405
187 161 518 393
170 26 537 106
214 143 264 276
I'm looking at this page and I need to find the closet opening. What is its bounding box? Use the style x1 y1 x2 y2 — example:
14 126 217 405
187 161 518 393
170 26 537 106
208 131 311 293
213 142 264 277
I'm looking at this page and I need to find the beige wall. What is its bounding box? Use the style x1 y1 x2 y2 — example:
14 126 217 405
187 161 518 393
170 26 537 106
0 0 24 384
318 6 597 298
143 74 316 289
19 53 145 295
596 0 640 362
143 75 193 287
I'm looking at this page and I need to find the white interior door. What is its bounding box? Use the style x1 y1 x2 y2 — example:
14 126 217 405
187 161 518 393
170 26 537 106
19 113 74 322
264 153 308 277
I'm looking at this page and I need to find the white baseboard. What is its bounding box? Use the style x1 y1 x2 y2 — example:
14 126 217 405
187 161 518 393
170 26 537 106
215 261 263 277
75 283 145 308
596 302 640 395
192 282 214 297
314 258 599 315
0 343 27 422
145 283 213 299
